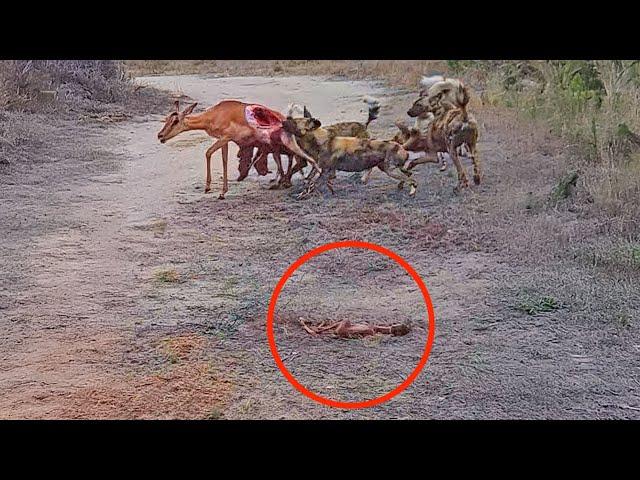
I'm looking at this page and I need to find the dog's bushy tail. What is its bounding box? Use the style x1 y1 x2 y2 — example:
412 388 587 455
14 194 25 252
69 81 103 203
456 84 471 121
286 103 304 118
363 95 380 127
420 75 446 91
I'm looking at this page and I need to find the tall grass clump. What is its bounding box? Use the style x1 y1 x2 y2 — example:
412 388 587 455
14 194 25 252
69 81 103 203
474 60 640 234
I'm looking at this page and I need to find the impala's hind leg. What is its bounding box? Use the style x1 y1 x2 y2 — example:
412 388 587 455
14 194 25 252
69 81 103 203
220 143 229 199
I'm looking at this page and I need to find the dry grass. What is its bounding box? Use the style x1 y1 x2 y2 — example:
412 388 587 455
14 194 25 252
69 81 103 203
50 334 232 419
476 61 640 236
0 60 169 119
125 60 452 90
154 268 180 284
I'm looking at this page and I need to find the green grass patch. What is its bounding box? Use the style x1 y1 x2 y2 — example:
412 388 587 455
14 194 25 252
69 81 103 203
516 295 561 316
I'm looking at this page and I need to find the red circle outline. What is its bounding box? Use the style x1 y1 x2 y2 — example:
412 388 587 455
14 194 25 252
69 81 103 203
266 240 436 409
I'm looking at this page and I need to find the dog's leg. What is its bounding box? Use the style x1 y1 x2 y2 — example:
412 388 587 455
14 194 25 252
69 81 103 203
438 152 448 172
361 168 373 184
469 141 481 185
449 145 469 193
281 154 294 188
379 164 418 196
407 152 439 170
287 156 307 183
316 168 335 196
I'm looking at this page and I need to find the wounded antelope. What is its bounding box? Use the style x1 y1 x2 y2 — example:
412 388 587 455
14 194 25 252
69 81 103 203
281 109 430 198
157 99 319 199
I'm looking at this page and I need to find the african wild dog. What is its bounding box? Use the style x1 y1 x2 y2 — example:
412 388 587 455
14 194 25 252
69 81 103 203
401 83 481 191
404 76 471 171
281 110 428 198
279 98 381 185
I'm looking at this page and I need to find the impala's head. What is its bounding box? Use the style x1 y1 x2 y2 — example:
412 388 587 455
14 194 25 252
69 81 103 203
281 106 321 137
157 100 198 143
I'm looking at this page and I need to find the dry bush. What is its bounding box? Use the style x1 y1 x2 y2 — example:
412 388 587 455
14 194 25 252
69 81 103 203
472 61 640 236
0 61 169 170
0 60 136 112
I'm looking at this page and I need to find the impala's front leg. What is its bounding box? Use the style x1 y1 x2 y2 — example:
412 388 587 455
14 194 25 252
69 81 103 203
204 137 230 196
220 143 229 199
280 132 321 182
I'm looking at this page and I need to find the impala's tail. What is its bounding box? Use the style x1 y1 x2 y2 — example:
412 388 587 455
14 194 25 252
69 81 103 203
363 96 380 128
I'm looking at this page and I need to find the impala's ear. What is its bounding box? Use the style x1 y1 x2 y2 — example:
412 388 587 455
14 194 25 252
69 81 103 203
303 106 312 119
182 102 198 115
174 100 180 112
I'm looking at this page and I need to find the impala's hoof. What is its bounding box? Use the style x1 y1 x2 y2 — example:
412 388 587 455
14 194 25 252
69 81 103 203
218 194 226 200
474 174 481 185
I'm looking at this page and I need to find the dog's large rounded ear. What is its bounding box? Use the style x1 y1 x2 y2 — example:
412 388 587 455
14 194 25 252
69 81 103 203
312 118 322 129
303 106 312 119
182 102 198 115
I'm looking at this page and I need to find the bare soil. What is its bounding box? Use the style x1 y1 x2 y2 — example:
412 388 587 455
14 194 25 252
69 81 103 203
1 74 638 419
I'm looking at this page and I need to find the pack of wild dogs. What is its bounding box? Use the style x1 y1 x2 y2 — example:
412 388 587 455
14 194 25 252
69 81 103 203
157 75 481 200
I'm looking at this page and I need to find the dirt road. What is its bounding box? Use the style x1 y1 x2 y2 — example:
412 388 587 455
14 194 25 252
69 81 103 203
1 74 638 419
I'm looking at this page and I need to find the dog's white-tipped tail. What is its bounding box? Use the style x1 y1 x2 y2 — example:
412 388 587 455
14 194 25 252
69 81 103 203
420 75 445 90
363 95 381 127
363 95 380 108
286 103 305 117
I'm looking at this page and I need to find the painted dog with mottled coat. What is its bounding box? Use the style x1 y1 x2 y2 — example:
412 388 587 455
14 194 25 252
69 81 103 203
281 109 427 198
